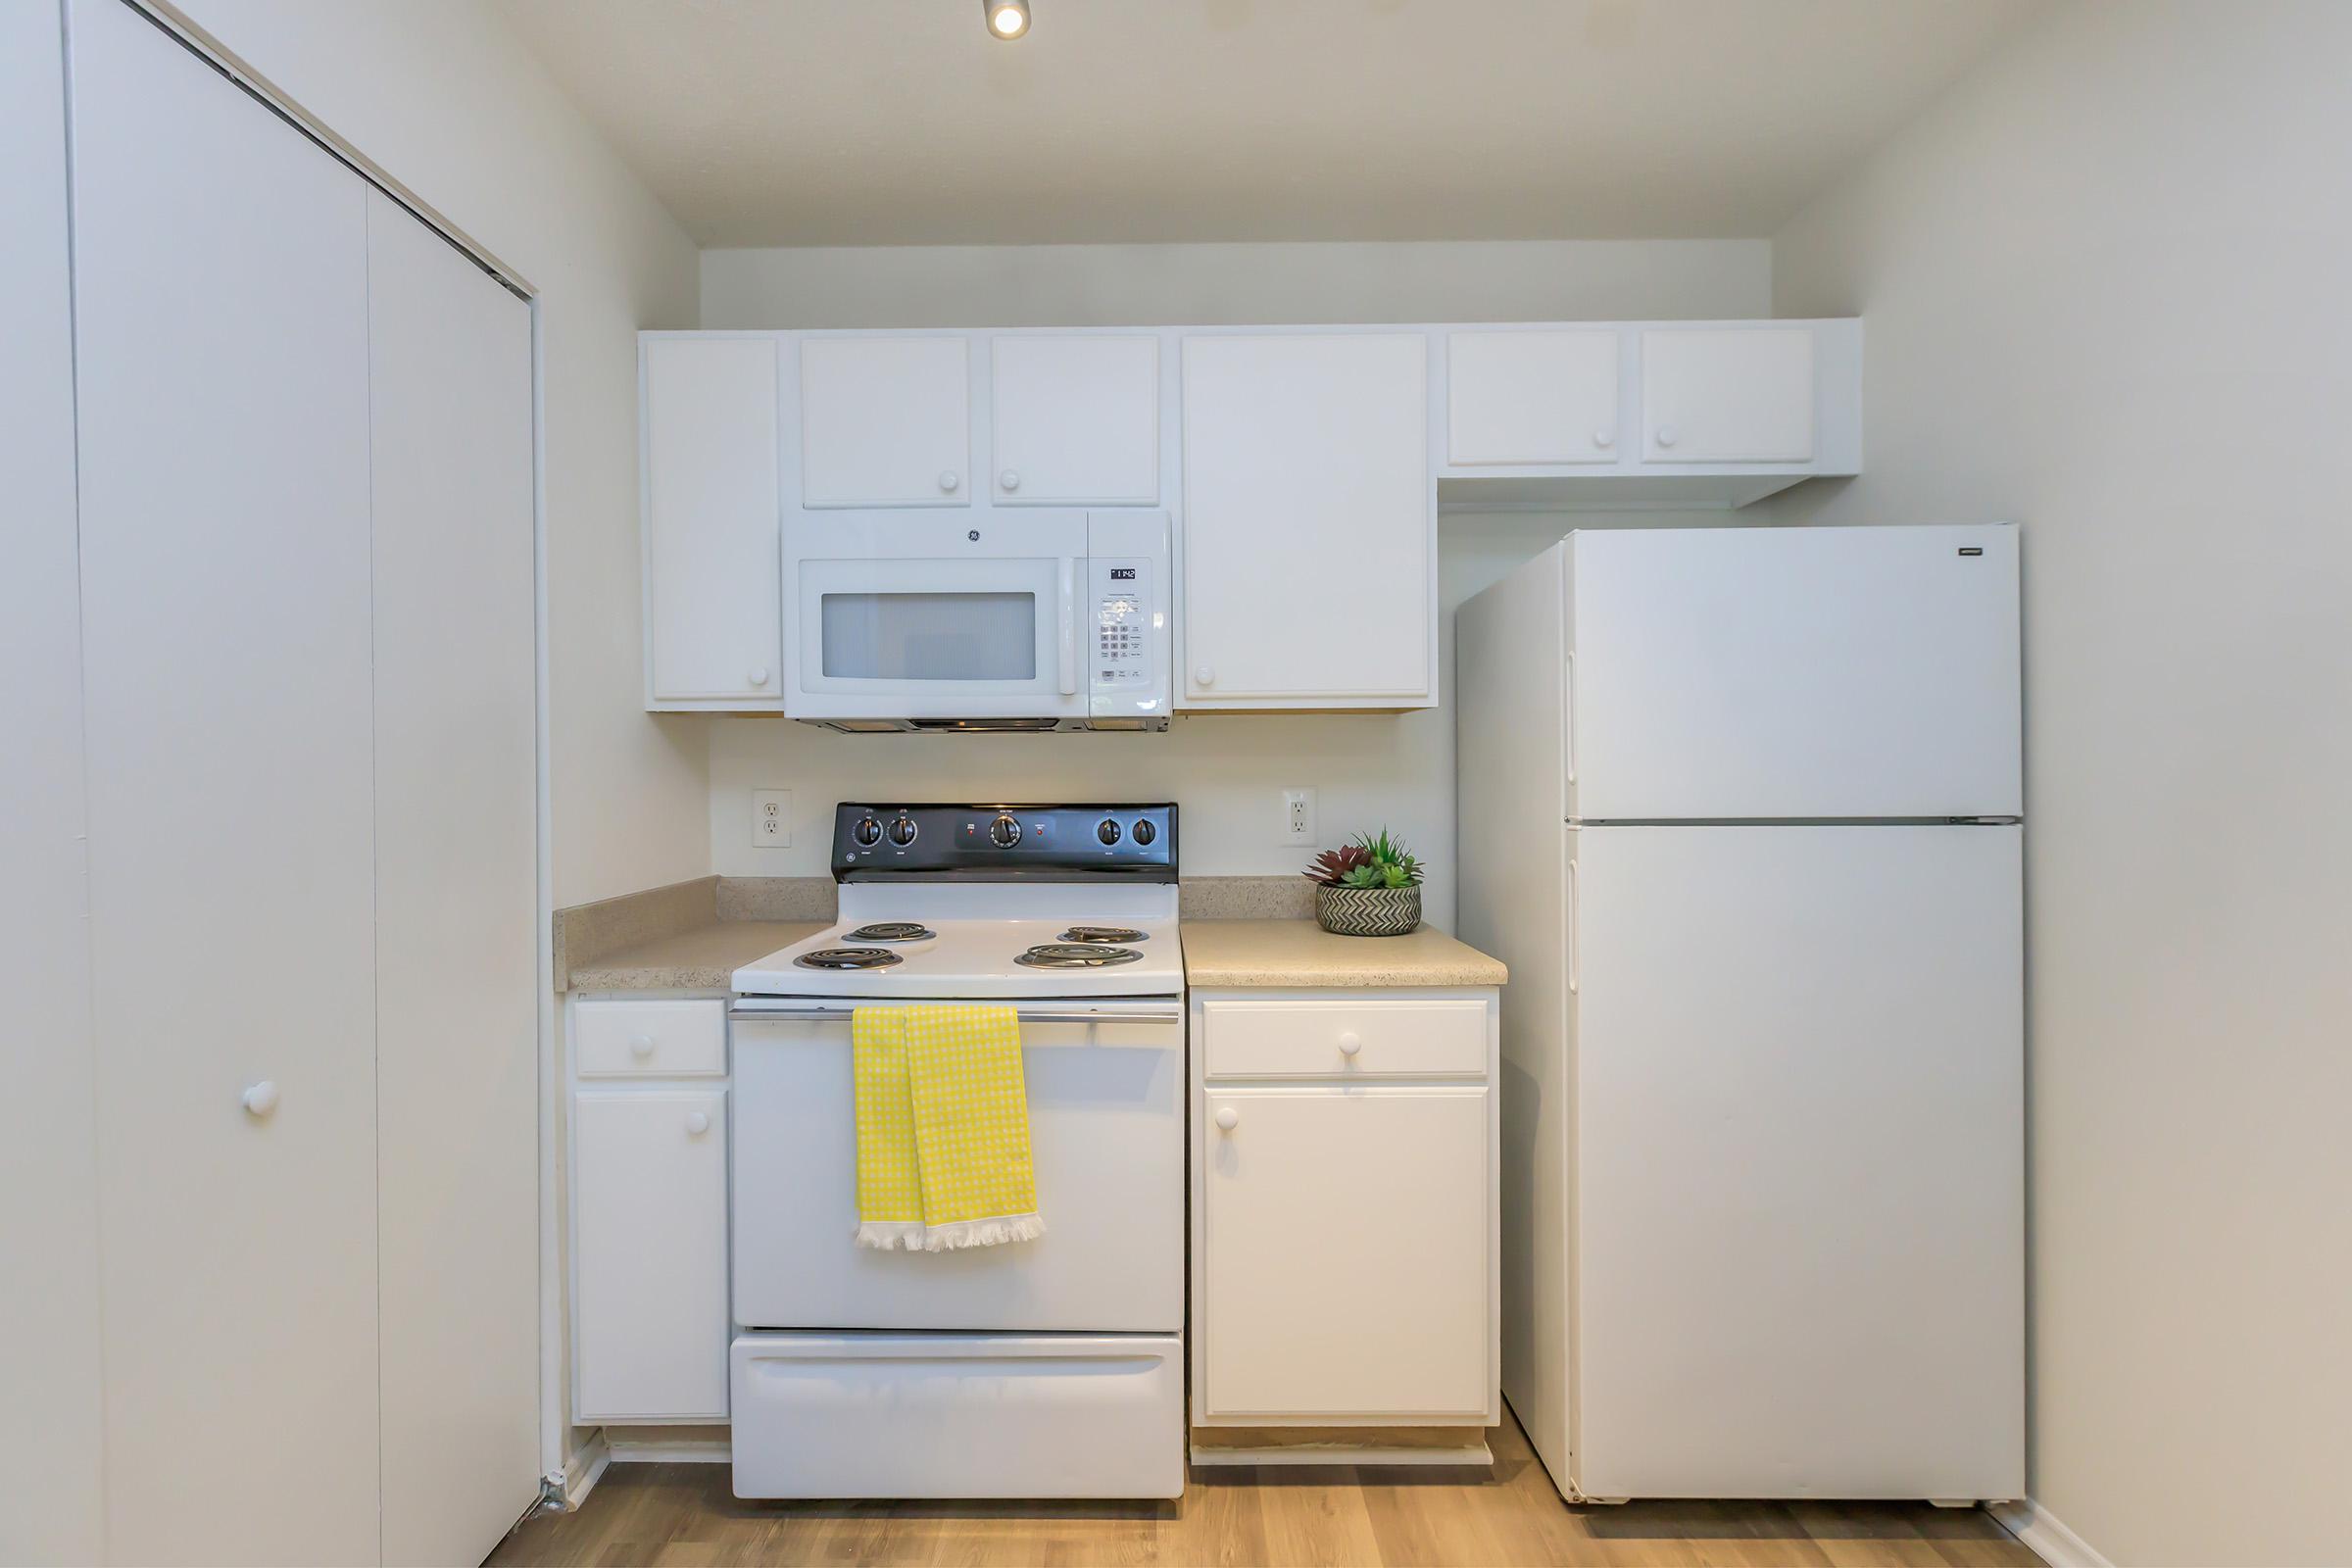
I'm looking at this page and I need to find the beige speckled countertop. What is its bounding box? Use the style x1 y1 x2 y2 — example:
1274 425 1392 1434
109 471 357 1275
1182 918 1506 989
566 921 826 992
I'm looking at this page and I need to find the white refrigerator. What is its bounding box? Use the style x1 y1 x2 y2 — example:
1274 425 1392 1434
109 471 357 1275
1457 523 2025 1504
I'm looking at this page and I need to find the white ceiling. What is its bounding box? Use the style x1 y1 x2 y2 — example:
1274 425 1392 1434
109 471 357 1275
495 0 2044 249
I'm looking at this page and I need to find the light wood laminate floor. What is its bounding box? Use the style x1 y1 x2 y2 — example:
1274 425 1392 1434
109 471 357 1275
488 1411 2036 1567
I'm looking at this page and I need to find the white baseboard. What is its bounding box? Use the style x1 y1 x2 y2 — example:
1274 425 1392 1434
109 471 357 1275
607 1435 733 1464
553 1431 611 1511
1990 1498 2112 1568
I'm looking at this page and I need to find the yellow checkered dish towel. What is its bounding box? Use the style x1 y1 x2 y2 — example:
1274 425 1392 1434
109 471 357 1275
854 1004 1045 1250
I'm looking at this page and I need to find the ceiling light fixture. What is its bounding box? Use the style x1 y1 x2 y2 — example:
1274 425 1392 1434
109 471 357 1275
983 0 1030 40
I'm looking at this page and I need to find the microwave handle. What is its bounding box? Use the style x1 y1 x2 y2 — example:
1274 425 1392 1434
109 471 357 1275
1057 558 1079 696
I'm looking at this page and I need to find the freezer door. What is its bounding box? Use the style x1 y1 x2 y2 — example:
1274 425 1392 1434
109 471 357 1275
1568 824 2023 1500
1567 525 2020 819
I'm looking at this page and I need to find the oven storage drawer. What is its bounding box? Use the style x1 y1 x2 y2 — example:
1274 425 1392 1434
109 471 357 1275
730 1332 1185 1499
1199 997 1489 1078
574 998 726 1079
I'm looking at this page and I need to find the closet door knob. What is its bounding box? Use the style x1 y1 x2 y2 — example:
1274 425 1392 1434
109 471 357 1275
747 666 770 688
1654 424 1680 449
1194 665 1215 688
1337 1031 1362 1056
685 1111 711 1136
999 469 1021 492
629 1035 656 1059
1213 1106 1240 1132
938 470 960 493
241 1081 279 1117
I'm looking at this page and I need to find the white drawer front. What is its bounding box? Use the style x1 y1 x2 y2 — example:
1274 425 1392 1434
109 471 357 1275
731 1332 1185 1499
575 998 725 1079
1200 998 1488 1079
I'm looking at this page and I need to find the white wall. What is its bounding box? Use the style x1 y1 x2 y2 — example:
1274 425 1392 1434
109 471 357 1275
1769 4 2352 1562
702 238 1769 330
703 240 1771 926
177 0 708 907
0 5 105 1561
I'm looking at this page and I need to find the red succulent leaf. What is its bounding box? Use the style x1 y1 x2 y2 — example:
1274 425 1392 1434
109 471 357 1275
1305 845 1374 885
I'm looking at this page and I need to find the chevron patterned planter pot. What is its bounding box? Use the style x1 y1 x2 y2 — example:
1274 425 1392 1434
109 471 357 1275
1315 884 1422 937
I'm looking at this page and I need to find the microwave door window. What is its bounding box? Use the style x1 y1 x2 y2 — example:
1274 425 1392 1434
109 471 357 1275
819 592 1039 682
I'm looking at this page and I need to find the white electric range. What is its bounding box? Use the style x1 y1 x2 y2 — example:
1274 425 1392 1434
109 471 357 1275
726 803 1186 1501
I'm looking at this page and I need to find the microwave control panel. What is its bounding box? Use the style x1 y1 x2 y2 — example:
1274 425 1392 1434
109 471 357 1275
1091 559 1154 693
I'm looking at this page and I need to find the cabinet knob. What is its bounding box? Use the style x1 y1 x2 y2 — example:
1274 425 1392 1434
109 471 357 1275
241 1080 279 1117
1654 424 1680 449
1213 1105 1240 1132
1194 664 1215 688
938 470 960 493
999 469 1021 493
629 1034 656 1059
747 666 770 688
1337 1031 1362 1056
1592 428 1614 449
685 1110 710 1136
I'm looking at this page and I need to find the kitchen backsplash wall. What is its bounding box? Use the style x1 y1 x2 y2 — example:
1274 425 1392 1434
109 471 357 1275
710 512 1735 931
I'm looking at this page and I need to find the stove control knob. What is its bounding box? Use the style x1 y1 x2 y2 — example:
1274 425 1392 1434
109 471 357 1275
1131 818 1157 847
989 812 1023 848
888 814 918 846
852 814 883 848
1096 817 1122 846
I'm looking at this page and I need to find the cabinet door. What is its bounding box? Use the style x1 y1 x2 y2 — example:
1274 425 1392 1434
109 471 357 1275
574 1091 730 1421
69 1 382 1559
1200 1086 1489 1418
1447 329 1620 465
990 334 1158 503
1641 326 1815 463
1180 334 1431 705
644 336 784 705
800 334 969 506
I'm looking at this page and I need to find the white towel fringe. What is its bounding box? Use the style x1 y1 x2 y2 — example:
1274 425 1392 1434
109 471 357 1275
854 1213 1047 1251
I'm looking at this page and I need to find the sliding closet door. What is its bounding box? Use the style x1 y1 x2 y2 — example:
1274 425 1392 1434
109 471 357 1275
366 192 542 1565
0 5 105 1562
68 1 379 1562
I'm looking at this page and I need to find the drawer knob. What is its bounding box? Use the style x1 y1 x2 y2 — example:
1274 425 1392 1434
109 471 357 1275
1000 468 1021 492
1654 423 1680 449
241 1080 279 1117
1337 1031 1362 1056
629 1034 656 1059
685 1110 711 1136
1194 664 1215 688
1592 428 1614 449
747 665 770 688
1213 1105 1240 1132
938 470 960 493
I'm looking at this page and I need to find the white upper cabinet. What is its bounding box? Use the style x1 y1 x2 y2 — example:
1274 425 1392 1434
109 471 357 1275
990 334 1159 504
1447 329 1620 466
1180 333 1432 709
800 334 970 506
1640 326 1816 464
643 336 784 709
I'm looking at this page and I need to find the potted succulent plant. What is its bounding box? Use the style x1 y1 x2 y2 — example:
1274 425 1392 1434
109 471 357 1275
1304 827 1424 937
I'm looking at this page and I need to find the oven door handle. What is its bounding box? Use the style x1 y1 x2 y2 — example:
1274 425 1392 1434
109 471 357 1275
729 1002 1183 1026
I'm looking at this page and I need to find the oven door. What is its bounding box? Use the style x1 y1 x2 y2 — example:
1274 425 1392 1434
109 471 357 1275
783 512 1087 721
729 999 1183 1333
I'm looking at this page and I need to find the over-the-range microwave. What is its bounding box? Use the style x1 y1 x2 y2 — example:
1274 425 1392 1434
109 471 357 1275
780 510 1172 732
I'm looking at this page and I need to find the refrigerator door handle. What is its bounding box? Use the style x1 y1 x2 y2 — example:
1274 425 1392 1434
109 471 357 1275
1566 857 1581 995
1563 651 1578 788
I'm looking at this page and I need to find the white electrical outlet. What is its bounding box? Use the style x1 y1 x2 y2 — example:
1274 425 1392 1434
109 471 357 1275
1280 788 1316 844
752 789 792 848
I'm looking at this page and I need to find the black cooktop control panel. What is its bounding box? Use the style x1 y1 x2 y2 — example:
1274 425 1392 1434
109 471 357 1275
832 803 1177 882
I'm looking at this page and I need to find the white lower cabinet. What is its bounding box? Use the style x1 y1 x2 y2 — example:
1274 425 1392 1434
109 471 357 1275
1191 989 1500 1433
573 1085 730 1422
